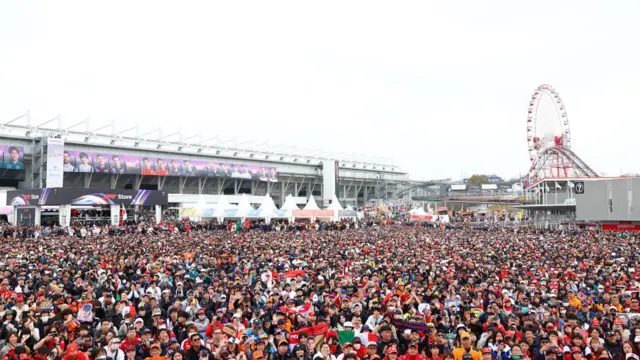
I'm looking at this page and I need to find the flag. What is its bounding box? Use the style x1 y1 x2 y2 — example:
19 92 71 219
555 182 561 189
290 323 329 345
358 332 380 346
279 302 312 316
337 330 355 345
545 184 550 193
567 181 575 188
260 290 271 305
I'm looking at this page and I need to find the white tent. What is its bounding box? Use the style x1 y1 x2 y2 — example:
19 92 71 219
258 193 278 221
235 193 254 218
213 194 231 220
280 194 300 210
328 196 343 211
328 196 344 221
303 196 320 210
280 194 299 222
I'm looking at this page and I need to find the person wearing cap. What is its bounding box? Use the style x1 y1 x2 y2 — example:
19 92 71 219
135 329 155 359
185 333 214 360
194 309 210 340
274 340 290 360
249 335 271 360
363 342 379 360
385 346 399 360
452 332 481 360
62 343 89 360
480 348 493 360
337 343 355 360
398 343 426 360
603 330 622 359
124 345 137 360
568 346 583 360
245 319 267 342
146 342 167 360
293 344 309 360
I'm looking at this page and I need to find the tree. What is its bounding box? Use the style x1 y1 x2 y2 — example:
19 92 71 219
466 174 491 185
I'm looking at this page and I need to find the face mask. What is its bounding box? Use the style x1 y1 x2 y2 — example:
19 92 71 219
42 316 49 323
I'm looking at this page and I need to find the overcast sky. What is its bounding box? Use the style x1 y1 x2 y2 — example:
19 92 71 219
1 1 638 181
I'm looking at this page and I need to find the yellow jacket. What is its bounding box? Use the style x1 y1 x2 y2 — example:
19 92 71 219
452 348 482 360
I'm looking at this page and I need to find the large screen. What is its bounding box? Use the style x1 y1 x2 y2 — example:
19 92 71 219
0 145 26 181
0 145 25 170
63 150 278 181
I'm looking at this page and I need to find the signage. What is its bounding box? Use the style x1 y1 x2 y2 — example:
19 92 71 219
6 188 168 206
292 209 334 217
575 181 585 194
63 149 277 181
46 138 65 187
602 224 640 231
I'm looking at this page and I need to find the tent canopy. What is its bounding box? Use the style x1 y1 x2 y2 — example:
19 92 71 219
235 193 254 218
303 196 320 210
213 195 231 218
280 194 300 211
258 193 278 218
328 196 343 211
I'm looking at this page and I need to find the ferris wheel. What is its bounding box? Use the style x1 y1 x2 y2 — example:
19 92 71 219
526 84 571 163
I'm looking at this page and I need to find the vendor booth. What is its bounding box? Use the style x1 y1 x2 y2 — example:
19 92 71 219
293 196 334 222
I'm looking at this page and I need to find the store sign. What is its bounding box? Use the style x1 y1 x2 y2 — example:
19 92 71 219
6 188 168 206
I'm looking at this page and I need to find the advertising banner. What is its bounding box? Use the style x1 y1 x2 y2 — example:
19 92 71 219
46 138 65 187
292 209 334 217
0 145 25 170
6 188 168 206
0 145 26 180
6 189 45 206
63 149 278 181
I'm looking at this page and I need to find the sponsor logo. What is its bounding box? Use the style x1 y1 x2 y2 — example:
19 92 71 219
24 195 40 200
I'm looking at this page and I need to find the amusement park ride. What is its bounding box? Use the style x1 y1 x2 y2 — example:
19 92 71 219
525 84 598 186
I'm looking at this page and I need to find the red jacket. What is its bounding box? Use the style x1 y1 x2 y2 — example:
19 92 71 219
399 354 427 360
120 336 141 350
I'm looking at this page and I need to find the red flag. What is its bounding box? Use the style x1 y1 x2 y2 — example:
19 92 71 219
290 323 329 345
279 302 312 316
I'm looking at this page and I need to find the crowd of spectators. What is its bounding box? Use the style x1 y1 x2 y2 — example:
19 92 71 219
0 220 639 360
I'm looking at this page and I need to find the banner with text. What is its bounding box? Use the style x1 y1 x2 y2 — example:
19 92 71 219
6 188 168 206
46 138 65 187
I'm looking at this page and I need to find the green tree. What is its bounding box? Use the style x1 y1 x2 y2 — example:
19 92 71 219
467 174 491 185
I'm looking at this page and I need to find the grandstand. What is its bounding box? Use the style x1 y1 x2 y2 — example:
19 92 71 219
0 119 427 207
